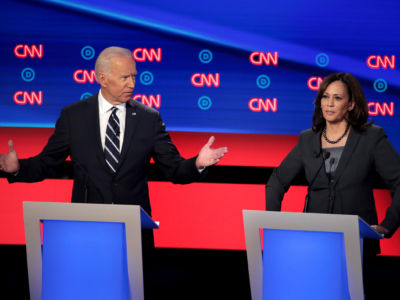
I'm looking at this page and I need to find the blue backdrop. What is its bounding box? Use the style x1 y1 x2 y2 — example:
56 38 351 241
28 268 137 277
1 0 399 149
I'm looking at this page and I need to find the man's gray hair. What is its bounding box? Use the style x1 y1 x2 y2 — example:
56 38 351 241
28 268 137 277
95 47 132 78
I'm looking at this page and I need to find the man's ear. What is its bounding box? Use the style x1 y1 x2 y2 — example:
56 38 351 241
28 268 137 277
97 72 107 86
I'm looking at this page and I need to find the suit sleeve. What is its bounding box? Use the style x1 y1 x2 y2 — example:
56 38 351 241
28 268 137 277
151 112 203 184
373 127 400 237
8 109 71 183
266 140 304 211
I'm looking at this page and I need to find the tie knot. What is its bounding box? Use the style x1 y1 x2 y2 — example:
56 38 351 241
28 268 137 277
111 107 118 114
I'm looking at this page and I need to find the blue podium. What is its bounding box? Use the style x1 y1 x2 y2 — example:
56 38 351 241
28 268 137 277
242 211 383 300
23 202 159 300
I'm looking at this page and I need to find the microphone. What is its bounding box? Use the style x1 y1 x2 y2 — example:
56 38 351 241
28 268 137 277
304 151 331 212
328 158 335 172
73 160 89 203
328 157 336 213
72 160 105 204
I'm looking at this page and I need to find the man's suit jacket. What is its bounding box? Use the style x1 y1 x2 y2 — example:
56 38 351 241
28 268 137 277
9 94 202 215
266 124 400 237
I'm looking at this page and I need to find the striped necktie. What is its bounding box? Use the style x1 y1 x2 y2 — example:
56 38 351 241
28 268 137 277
104 107 120 173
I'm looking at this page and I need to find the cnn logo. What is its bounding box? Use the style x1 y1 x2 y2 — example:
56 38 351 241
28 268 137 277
249 52 278 66
368 102 394 116
307 77 323 91
191 73 220 87
248 98 278 112
133 94 161 109
13 91 43 105
14 44 43 58
367 55 395 69
73 70 96 83
133 48 162 62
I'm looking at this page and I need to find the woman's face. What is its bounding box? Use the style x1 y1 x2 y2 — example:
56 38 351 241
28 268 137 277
320 80 354 125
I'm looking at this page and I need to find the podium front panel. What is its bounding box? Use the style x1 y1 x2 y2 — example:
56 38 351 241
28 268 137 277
42 220 130 300
242 211 378 300
262 229 349 300
23 202 159 300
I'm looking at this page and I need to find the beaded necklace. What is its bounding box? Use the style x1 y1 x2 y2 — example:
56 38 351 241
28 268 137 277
322 124 350 144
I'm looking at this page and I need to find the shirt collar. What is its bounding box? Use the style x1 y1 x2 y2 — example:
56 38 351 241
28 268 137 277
98 89 126 113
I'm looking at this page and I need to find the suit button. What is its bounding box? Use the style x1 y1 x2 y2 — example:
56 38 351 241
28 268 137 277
330 179 334 183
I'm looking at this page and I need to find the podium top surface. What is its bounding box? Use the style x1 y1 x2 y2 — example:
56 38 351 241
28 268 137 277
243 210 383 240
358 217 384 239
23 202 159 229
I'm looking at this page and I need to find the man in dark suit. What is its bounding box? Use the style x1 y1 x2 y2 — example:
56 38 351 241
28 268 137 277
0 47 228 299
0 46 228 215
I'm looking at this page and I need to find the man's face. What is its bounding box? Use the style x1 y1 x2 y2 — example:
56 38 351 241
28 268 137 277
99 56 137 105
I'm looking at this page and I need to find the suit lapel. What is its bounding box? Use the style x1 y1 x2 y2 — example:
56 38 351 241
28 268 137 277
118 100 139 168
312 130 322 159
309 130 327 183
332 127 361 186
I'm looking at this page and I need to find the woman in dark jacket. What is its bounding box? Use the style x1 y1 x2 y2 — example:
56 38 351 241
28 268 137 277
266 72 400 240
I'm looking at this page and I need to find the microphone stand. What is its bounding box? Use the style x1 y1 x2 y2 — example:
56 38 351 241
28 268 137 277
327 157 336 213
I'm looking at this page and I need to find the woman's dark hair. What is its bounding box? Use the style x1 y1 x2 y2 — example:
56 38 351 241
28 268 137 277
312 72 371 132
